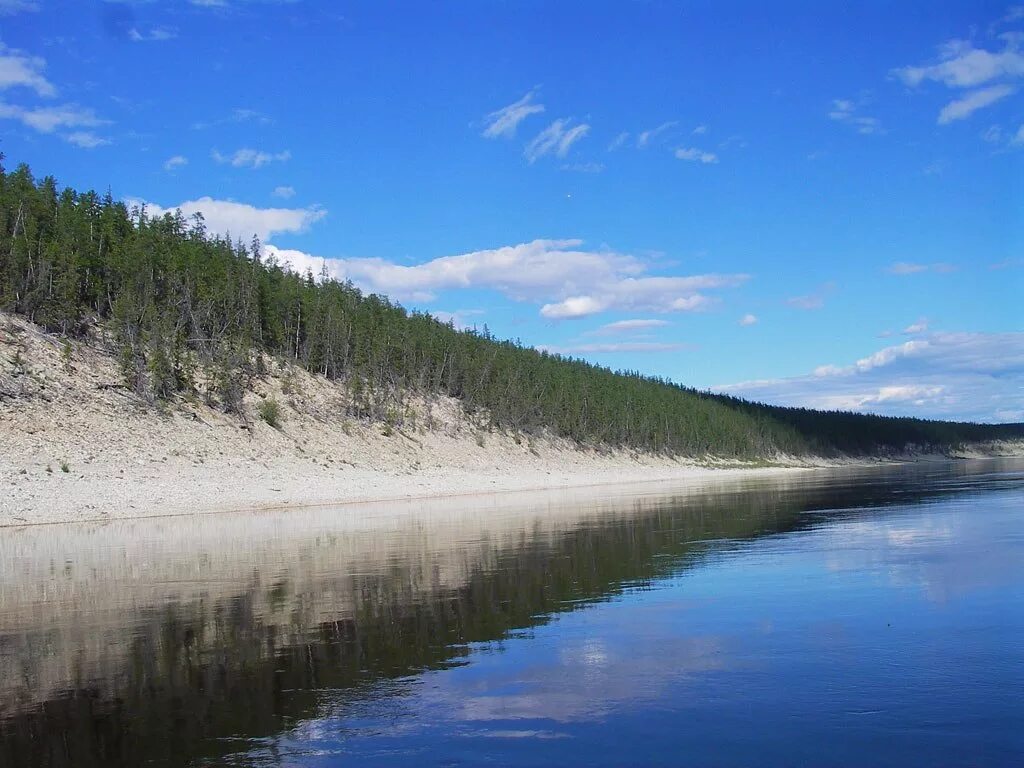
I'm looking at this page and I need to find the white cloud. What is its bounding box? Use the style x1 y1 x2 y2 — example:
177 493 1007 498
189 0 229 7
903 319 929 334
894 37 1024 126
828 98 883 134
538 342 690 355
1013 124 1024 144
273 185 295 198
937 84 1015 123
163 155 188 171
212 147 291 169
0 42 55 96
636 121 677 148
739 313 758 326
540 295 607 319
255 238 748 320
63 131 110 148
0 1 40 14
130 196 327 243
587 319 670 336
674 147 718 164
539 276 737 319
692 124 708 135
524 119 590 163
885 261 956 275
716 331 1024 422
894 38 1024 89
607 131 630 151
431 308 484 331
482 90 545 139
811 385 947 411
128 26 177 42
0 100 107 133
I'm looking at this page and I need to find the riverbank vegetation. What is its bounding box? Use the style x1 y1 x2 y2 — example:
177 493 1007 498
2 159 1021 457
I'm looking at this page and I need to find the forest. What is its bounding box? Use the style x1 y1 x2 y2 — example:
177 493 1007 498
1 158 1021 458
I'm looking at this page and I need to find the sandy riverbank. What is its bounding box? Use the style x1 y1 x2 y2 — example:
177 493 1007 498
3 313 1019 527
0 313 821 526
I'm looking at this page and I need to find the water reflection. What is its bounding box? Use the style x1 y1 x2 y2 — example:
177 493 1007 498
1 460 1022 766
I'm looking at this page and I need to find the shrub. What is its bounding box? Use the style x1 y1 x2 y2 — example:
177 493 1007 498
258 397 283 428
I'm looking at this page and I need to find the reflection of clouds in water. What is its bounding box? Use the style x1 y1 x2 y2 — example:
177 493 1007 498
821 501 1022 604
445 633 727 724
472 729 570 739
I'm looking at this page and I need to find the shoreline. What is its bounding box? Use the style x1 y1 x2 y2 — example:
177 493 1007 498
0 460 817 529
6 451 1021 529
4 312 1022 528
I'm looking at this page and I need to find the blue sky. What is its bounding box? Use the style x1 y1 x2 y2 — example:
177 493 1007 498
1 0 1021 422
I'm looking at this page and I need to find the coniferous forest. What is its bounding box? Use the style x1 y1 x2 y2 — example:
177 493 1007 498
2 159 1021 458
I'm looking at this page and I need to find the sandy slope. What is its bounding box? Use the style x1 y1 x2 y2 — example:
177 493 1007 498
1 313 1018 527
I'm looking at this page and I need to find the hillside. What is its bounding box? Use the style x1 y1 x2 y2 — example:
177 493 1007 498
2 310 829 525
1 159 1022 518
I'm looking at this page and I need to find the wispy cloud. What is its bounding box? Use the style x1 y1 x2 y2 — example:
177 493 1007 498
211 147 291 169
937 84 1015 123
894 38 1024 89
716 331 1024 422
0 42 113 147
63 131 110 148
273 185 295 198
192 108 272 130
0 0 39 14
482 90 545 139
674 146 718 164
0 101 105 132
538 341 691 355
129 196 327 243
586 319 670 336
561 161 605 173
903 319 929 334
636 121 677 148
739 313 758 326
163 155 188 171
128 26 177 42
0 41 56 96
607 131 630 151
828 98 883 134
786 283 835 310
885 261 956 275
894 36 1024 125
524 119 590 163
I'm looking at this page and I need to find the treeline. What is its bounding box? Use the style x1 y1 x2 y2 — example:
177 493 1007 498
1 159 1020 457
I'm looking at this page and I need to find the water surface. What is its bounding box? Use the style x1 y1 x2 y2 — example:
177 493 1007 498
1 460 1022 766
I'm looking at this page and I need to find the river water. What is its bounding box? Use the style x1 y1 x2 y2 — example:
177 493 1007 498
1 459 1022 766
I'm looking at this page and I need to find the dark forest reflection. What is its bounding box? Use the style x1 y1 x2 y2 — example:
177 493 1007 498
1 461 1022 767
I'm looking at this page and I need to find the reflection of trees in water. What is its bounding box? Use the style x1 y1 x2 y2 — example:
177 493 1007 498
0 465 999 767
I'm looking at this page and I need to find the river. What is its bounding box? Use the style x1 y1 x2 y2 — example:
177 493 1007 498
1 459 1022 766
